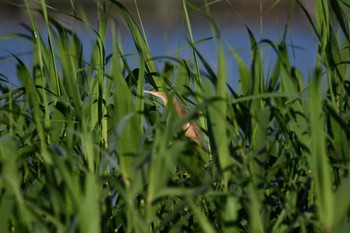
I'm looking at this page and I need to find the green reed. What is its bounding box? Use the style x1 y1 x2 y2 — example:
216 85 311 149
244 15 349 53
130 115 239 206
0 0 350 232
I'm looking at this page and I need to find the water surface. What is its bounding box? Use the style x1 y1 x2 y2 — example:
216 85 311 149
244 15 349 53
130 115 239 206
0 1 318 89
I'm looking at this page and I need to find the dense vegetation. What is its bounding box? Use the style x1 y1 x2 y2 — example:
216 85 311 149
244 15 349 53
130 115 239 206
1 0 350 232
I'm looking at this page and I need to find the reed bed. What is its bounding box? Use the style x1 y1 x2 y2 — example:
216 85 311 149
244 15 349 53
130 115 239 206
0 0 350 232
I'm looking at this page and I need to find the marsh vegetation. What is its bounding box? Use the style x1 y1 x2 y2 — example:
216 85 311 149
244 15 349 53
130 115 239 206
0 0 350 232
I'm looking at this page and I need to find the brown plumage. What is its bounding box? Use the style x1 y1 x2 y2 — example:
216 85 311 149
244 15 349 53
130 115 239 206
144 90 205 148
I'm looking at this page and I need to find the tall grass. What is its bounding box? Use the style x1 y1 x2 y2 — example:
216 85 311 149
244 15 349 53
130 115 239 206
0 0 350 232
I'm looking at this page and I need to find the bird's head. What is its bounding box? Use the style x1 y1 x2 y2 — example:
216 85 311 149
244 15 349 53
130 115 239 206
144 90 169 105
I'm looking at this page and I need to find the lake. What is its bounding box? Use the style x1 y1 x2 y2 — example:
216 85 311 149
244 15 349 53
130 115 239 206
0 0 318 89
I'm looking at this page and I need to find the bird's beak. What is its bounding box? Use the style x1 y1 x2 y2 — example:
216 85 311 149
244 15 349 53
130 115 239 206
144 90 168 105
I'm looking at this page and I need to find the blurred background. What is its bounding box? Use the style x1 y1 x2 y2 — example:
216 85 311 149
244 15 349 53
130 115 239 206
0 0 317 88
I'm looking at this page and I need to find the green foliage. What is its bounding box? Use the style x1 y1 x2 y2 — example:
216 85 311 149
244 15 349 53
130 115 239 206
0 0 350 232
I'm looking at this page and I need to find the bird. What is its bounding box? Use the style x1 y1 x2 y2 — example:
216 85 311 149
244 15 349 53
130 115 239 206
144 90 205 149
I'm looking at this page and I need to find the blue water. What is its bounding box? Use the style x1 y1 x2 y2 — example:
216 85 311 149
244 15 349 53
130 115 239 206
0 5 318 90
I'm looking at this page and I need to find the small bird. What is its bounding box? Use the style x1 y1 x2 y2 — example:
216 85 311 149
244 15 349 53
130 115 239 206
144 90 205 149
